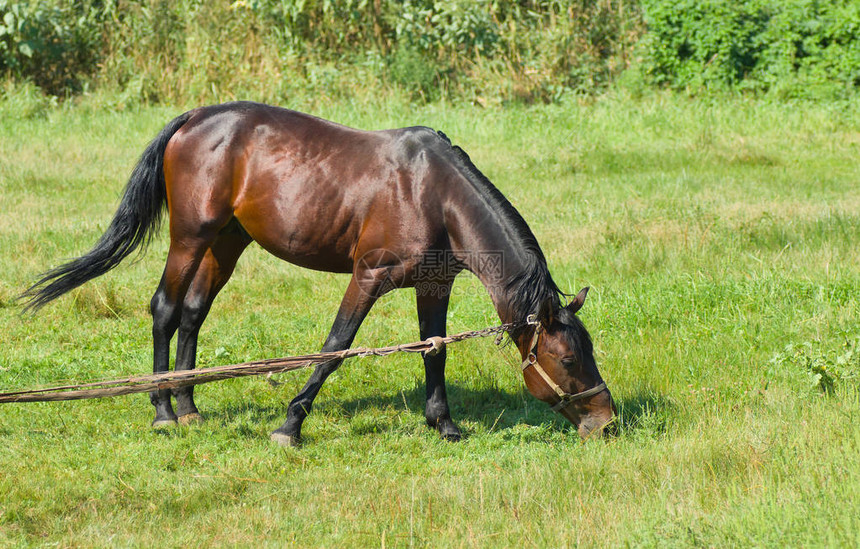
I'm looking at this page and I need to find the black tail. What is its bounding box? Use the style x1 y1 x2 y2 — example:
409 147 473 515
20 111 194 312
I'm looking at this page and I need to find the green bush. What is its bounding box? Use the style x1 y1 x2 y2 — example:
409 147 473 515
250 0 643 104
639 0 860 97
3 0 860 103
0 0 644 105
756 0 860 97
0 0 103 95
387 45 447 102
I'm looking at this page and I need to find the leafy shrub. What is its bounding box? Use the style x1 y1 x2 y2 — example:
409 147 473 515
639 0 860 97
394 0 500 55
387 45 447 102
250 0 643 103
0 1 103 95
755 0 860 97
638 1 766 88
4 0 860 103
0 0 644 104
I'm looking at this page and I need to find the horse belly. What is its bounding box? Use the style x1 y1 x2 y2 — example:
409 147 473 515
232 180 363 274
251 227 356 273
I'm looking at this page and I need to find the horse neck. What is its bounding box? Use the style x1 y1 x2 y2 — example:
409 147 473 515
454 237 547 358
459 242 531 324
443 174 555 330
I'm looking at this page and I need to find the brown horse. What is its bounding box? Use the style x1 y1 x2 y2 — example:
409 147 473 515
23 102 615 445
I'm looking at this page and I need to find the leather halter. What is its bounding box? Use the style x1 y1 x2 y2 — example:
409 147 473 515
521 316 607 415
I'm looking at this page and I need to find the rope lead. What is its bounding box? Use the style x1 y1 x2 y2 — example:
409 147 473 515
0 322 523 403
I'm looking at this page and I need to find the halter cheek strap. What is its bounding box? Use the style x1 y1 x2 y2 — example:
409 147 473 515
521 317 607 415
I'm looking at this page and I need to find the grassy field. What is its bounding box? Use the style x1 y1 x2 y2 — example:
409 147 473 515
0 92 858 547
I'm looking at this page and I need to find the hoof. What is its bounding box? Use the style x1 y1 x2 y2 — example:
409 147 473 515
152 418 178 429
178 412 205 426
270 431 300 447
428 418 462 442
441 430 462 442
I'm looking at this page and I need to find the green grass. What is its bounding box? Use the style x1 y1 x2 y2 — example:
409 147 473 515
1 92 859 547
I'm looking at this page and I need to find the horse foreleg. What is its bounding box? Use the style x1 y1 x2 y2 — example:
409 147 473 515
271 275 381 446
173 229 251 423
417 281 461 441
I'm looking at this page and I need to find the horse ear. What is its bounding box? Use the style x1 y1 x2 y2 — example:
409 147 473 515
565 287 589 314
537 296 555 328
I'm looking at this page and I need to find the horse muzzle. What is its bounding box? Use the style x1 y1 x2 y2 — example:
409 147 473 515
564 387 617 439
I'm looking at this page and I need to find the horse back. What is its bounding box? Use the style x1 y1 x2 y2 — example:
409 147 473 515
162 102 458 275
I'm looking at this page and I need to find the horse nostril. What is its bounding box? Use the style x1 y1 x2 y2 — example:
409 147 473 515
578 416 608 439
603 418 619 437
577 406 617 439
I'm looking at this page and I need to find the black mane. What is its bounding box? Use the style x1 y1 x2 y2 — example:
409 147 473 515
439 131 567 332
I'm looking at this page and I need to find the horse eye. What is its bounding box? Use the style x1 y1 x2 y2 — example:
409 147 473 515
560 356 578 367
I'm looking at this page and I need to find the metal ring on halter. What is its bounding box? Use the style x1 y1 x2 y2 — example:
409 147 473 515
522 351 537 369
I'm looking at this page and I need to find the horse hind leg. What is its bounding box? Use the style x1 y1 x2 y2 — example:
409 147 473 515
150 273 182 427
172 223 252 424
149 230 224 427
